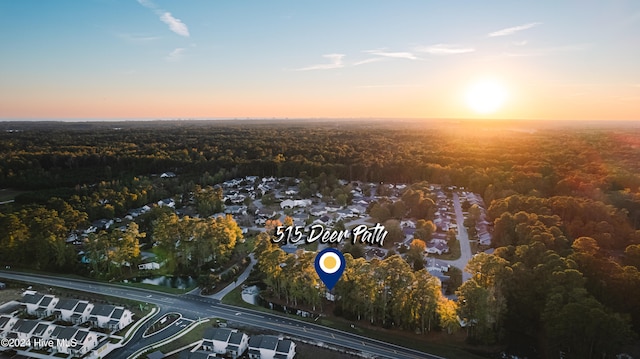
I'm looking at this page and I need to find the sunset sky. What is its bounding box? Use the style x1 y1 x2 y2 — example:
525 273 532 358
1 1 639 120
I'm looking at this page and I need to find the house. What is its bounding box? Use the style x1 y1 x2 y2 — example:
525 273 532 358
11 319 39 341
52 327 98 356
88 304 133 331
313 215 332 226
256 208 277 219
225 205 247 215
158 198 176 208
310 207 327 217
53 299 93 324
275 339 296 359
22 292 58 318
247 335 296 359
31 322 55 349
92 219 115 230
0 315 18 334
202 328 248 359
0 282 6 289
138 262 161 270
336 208 356 219
160 172 176 178
280 199 311 209
426 240 449 255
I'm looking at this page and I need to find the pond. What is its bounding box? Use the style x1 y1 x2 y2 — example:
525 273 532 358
126 276 197 289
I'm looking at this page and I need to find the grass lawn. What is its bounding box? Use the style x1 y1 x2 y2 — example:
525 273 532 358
154 320 215 354
222 287 489 359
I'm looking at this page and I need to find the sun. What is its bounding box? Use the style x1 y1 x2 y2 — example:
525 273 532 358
465 79 508 115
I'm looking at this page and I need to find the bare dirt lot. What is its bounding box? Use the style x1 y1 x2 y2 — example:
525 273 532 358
0 288 22 305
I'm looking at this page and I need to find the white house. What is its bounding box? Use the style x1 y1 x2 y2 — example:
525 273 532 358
310 207 327 217
51 326 98 356
158 198 176 208
138 262 161 270
426 240 449 255
31 322 55 349
0 315 18 335
280 199 311 209
202 328 248 359
89 304 133 331
53 299 93 324
22 291 59 318
10 319 39 341
247 335 295 359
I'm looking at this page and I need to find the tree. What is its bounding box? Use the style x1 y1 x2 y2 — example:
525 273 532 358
194 185 224 217
625 244 640 268
437 297 459 334
383 219 404 246
414 220 436 241
407 269 441 333
407 239 426 271
370 203 391 223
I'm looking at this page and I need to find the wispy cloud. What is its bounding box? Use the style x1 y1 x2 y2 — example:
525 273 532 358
415 44 475 55
160 12 189 37
294 54 345 71
352 57 386 66
489 22 542 37
137 0 190 38
364 49 418 60
117 33 161 42
166 47 185 62
512 40 528 46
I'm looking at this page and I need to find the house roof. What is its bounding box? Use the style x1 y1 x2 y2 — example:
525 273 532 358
276 340 293 353
56 299 79 311
56 327 78 340
258 335 278 350
39 296 54 307
50 326 64 338
91 304 115 317
228 332 245 345
203 327 232 342
74 302 89 313
111 308 125 319
0 316 11 328
33 323 50 336
22 293 44 304
14 319 38 334
74 330 88 342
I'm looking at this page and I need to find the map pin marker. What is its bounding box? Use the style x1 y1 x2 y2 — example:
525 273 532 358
314 248 346 291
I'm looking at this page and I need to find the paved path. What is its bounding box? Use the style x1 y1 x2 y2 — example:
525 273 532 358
211 253 256 301
186 253 257 301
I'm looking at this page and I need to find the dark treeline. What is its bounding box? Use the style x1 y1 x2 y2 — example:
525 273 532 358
2 120 640 358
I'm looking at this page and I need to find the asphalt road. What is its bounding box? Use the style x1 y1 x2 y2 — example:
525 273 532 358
449 192 473 282
0 271 446 359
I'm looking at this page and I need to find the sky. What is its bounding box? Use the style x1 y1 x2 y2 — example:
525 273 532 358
0 0 639 121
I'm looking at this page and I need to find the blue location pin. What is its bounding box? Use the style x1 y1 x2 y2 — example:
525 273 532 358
314 248 346 290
